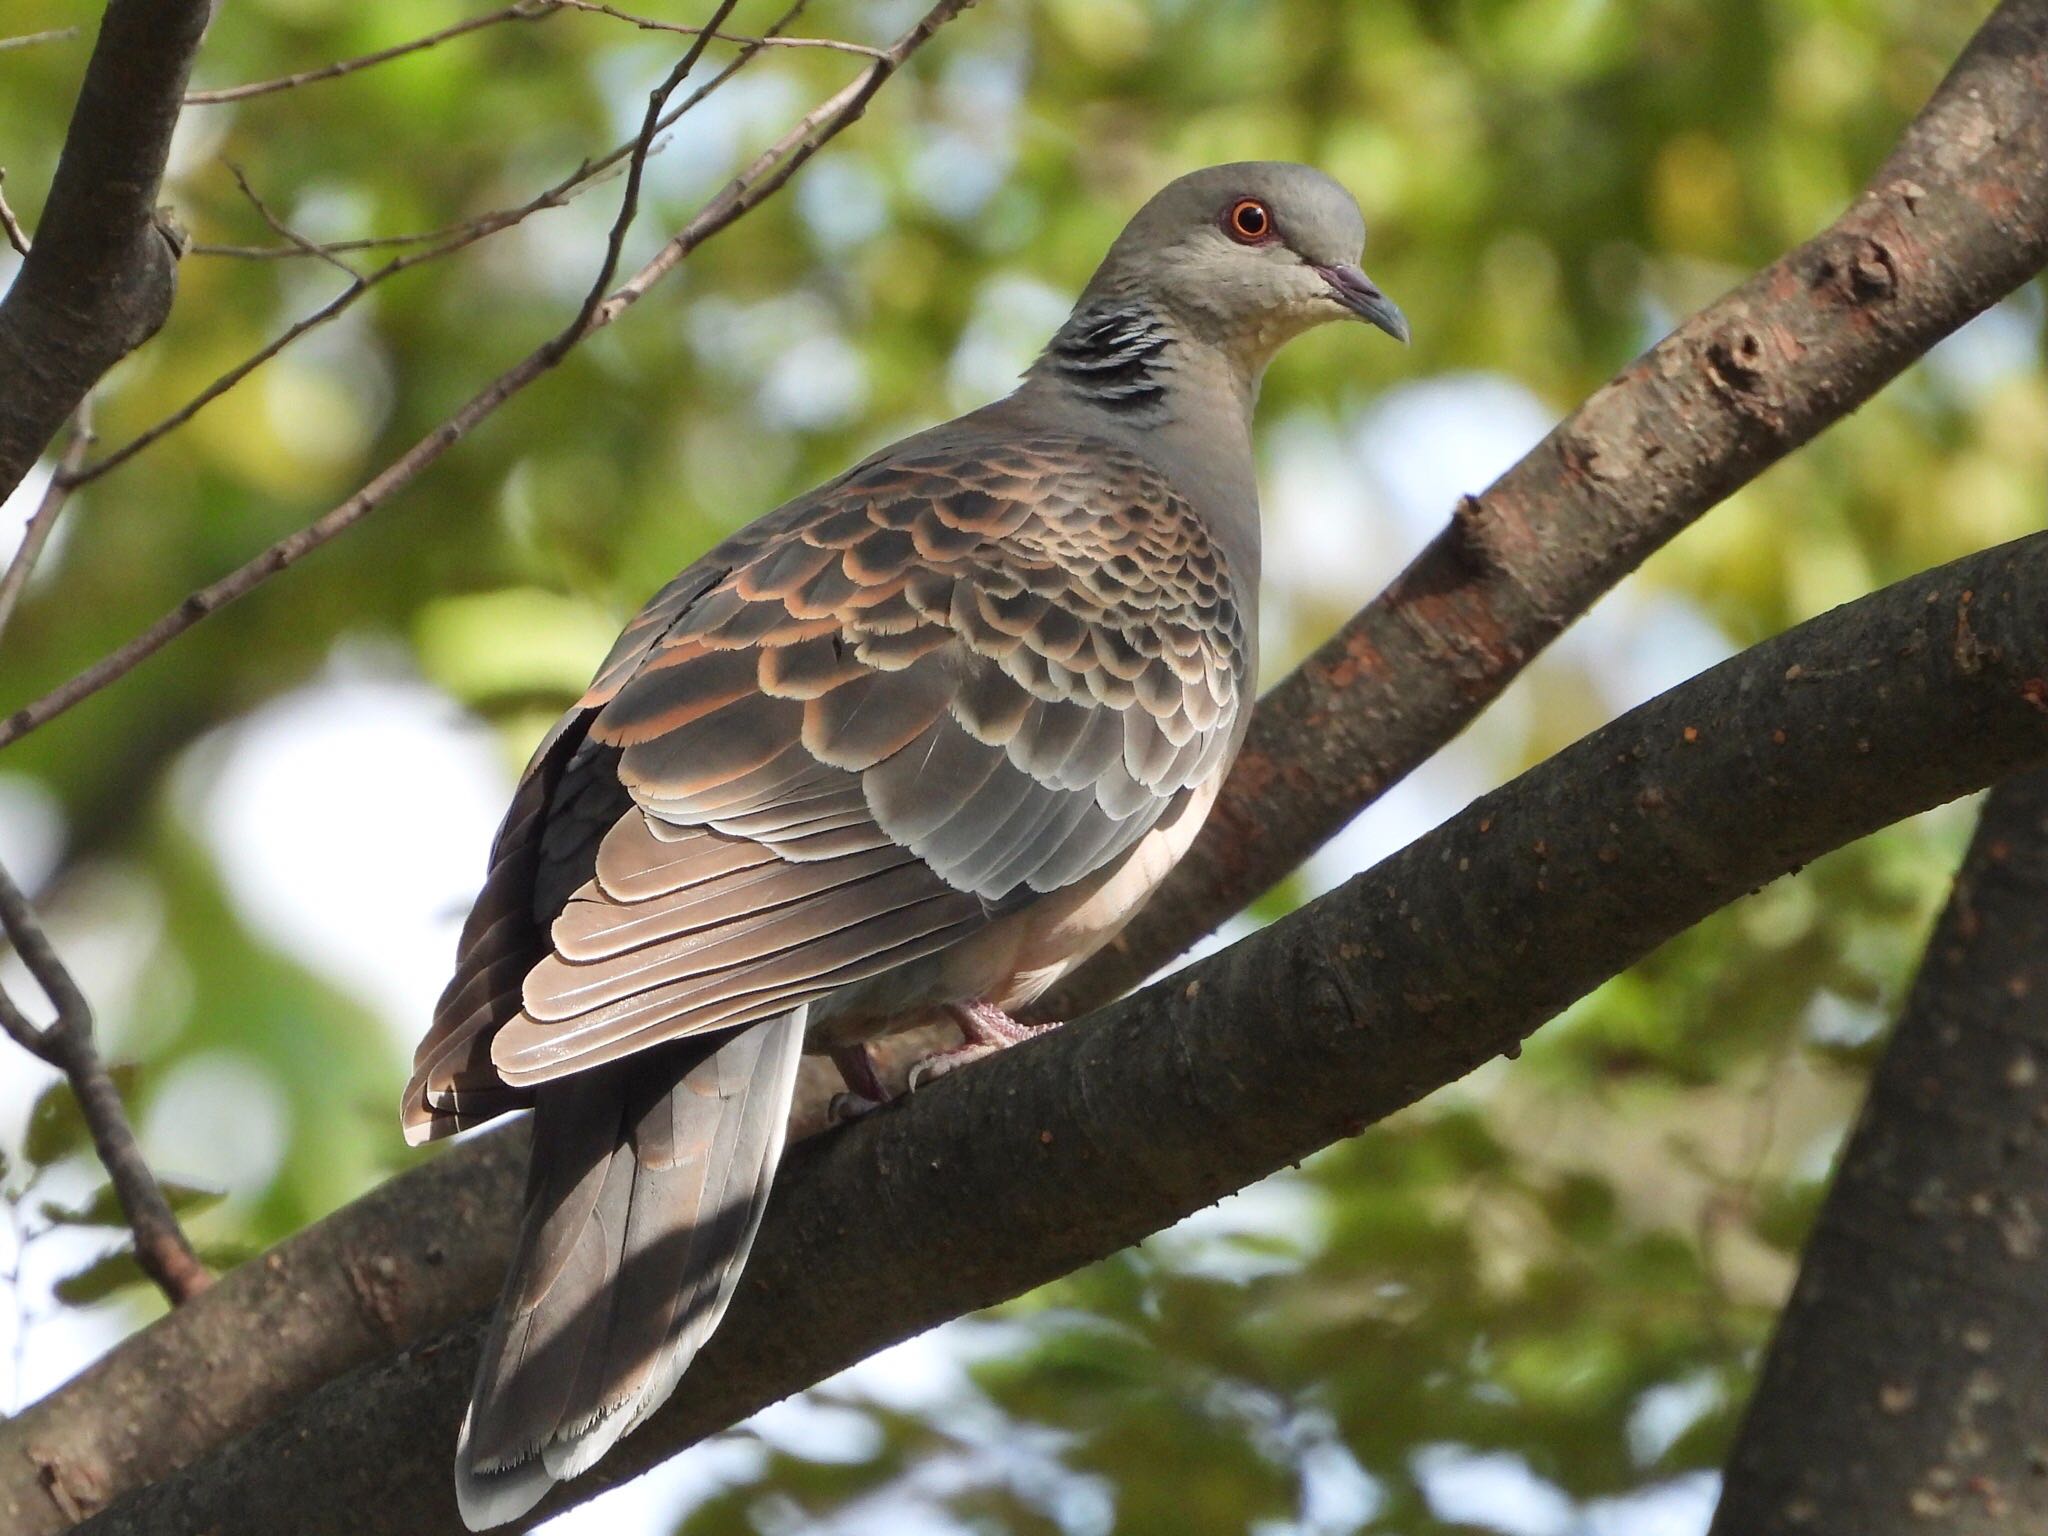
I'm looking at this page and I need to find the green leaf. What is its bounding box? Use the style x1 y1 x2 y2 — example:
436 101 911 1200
39 1178 224 1228
54 1239 248 1306
22 1064 140 1167
53 1250 145 1305
24 1081 87 1167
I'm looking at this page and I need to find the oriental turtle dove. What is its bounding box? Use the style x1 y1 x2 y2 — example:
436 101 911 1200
400 160 1407 1527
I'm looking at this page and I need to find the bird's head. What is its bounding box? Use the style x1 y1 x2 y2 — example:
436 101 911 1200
1086 161 1407 375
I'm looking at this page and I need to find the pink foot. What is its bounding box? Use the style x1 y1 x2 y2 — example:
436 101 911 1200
906 1002 1062 1090
828 1043 889 1123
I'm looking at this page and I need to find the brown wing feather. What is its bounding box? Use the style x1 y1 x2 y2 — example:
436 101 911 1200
402 718 624 1144
407 429 1245 1117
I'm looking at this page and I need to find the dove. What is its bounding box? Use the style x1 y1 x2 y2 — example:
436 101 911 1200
400 160 1408 1528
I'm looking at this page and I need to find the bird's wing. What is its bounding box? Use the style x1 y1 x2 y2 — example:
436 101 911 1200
404 429 1244 1132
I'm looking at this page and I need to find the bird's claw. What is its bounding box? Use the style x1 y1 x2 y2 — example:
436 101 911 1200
903 1004 1063 1090
906 1042 1002 1092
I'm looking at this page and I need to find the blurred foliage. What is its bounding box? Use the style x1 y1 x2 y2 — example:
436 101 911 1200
0 0 2042 1531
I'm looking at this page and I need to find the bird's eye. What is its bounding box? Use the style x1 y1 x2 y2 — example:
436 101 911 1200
1225 198 1272 244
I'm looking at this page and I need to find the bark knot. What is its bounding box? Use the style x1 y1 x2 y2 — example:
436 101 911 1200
1703 327 1783 429
1814 236 1899 308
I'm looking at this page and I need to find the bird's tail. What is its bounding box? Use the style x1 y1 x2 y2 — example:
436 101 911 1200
454 1011 807 1530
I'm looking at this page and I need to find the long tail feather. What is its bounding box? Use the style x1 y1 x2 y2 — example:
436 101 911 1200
454 1010 806 1529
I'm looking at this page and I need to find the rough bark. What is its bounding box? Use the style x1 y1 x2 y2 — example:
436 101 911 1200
0 0 210 504
0 1136 526 1527
44 535 2048 1536
1046 0 2048 1014
1710 767 2048 1535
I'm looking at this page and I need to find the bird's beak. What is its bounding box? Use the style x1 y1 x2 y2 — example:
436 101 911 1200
1315 264 1410 345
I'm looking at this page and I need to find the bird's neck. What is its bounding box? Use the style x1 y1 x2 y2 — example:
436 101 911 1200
1024 292 1261 462
1029 297 1259 427
1017 297 1264 618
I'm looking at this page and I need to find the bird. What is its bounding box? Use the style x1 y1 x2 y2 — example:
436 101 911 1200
400 160 1408 1529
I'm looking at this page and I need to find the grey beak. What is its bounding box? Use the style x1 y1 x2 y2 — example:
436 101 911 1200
1316 263 1410 345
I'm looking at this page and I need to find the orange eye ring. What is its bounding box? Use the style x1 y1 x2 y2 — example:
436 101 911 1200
1225 198 1272 244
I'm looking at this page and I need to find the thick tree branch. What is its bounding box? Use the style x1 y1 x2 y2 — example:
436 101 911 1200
0 0 210 505
0 0 979 750
1045 0 2048 1014
1710 766 2048 1533
37 534 2048 1535
0 861 210 1309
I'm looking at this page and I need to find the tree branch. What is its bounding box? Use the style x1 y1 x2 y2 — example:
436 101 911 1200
0 861 210 1310
0 0 978 749
551 0 743 351
181 2 820 265
548 0 888 59
71 1 811 481
1043 0 2048 1016
0 402 95 652
0 170 33 259
0 27 80 55
50 531 2048 1536
1710 765 2048 1533
180 3 555 105
0 0 211 506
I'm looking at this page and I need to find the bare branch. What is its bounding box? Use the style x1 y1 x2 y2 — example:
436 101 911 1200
0 400 94 651
0 170 30 258
0 0 211 505
55 531 2048 1536
550 0 887 57
222 162 359 279
0 861 210 1309
177 0 874 108
554 0 744 347
182 2 559 106
0 0 975 752
0 27 79 54
68 1 815 482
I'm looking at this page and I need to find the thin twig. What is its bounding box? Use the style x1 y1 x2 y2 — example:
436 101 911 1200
0 27 79 53
71 1 815 483
0 0 977 748
0 170 30 259
0 401 93 651
0 861 211 1306
188 202 588 262
551 0 886 57
183 2 558 105
555 0 744 348
224 162 360 279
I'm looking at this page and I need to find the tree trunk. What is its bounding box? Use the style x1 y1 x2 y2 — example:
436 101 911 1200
1712 766 2048 1534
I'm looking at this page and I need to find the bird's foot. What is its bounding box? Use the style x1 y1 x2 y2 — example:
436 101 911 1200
906 1002 1062 1090
828 1044 889 1123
